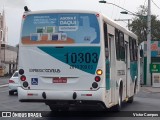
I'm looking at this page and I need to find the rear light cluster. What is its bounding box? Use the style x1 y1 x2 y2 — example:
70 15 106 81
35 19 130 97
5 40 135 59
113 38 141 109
95 76 101 82
19 69 24 75
19 69 28 88
92 69 103 89
22 15 26 19
96 69 103 75
20 75 26 81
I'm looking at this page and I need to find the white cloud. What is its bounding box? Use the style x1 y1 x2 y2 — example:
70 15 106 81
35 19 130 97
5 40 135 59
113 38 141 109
0 0 26 9
0 0 26 46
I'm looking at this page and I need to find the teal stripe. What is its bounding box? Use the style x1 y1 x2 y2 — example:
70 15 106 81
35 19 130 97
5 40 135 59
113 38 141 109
130 61 138 82
106 60 110 90
38 46 100 74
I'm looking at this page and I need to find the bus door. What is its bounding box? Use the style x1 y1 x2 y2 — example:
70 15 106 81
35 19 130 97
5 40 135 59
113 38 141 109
125 41 129 97
108 34 116 104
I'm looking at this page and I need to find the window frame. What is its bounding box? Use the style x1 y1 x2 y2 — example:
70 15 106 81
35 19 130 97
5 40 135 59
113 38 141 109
129 37 137 61
103 22 109 59
115 29 125 61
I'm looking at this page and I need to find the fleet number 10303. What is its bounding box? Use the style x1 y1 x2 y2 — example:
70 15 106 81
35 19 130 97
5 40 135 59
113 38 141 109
64 52 99 64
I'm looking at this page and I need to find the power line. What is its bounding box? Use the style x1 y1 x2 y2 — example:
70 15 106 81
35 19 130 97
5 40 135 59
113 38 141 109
151 0 160 10
119 0 126 19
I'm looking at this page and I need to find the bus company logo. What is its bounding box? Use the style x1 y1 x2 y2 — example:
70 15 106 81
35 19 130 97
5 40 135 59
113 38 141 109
29 69 61 73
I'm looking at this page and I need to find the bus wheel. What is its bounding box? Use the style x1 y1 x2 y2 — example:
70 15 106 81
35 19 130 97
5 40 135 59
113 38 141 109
134 80 137 94
9 91 14 95
127 96 134 103
113 87 122 111
49 105 69 112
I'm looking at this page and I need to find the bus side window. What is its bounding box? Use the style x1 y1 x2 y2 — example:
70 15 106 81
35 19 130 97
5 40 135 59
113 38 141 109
133 40 138 61
103 22 109 59
129 37 137 61
119 31 125 61
115 29 120 60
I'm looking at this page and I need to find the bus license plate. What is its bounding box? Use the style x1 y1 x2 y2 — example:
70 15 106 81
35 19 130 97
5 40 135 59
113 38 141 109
53 77 67 83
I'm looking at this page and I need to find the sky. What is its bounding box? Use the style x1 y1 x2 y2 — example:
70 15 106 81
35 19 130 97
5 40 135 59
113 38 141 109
0 0 160 46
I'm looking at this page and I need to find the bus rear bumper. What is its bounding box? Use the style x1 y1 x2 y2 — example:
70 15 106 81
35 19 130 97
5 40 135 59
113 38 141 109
18 87 106 105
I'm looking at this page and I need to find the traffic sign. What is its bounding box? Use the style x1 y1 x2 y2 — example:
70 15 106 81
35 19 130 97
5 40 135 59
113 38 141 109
150 64 160 73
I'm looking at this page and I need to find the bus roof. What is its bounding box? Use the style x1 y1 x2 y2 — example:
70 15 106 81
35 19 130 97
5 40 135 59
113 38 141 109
24 9 99 15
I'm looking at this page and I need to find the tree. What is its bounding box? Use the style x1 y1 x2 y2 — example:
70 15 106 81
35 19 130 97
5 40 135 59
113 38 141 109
129 5 160 44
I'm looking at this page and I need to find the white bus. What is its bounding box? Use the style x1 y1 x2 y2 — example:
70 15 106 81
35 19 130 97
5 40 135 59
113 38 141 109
18 9 140 111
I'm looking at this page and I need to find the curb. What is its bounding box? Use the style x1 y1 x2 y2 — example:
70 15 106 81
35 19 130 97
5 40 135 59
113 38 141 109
0 84 8 88
141 87 160 93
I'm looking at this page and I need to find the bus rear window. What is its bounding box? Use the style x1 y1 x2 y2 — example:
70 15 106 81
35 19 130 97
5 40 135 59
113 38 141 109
21 13 100 44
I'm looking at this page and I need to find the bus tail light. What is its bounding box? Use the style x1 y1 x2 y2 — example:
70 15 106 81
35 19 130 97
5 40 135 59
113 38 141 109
20 75 26 81
96 69 103 75
19 69 24 75
23 81 28 88
27 93 33 96
22 15 26 19
86 94 92 96
95 76 101 82
96 14 100 17
92 82 98 88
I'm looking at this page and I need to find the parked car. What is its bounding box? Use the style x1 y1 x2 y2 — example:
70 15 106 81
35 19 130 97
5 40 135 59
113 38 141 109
8 71 19 95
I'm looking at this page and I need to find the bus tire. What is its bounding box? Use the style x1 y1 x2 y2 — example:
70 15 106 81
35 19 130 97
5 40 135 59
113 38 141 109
128 80 137 104
127 96 134 103
113 86 122 111
49 105 69 112
9 91 14 95
134 80 137 94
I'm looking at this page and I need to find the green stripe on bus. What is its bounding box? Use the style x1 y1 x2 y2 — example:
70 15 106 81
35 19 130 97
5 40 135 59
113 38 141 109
130 61 138 82
38 46 100 74
106 60 110 90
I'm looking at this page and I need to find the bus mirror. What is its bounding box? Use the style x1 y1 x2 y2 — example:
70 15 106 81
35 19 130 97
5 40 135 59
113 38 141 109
140 49 143 57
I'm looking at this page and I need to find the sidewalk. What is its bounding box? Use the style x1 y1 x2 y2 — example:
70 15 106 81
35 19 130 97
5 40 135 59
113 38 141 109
140 86 160 93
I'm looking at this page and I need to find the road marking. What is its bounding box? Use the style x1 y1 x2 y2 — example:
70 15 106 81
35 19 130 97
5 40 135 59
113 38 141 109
0 84 8 88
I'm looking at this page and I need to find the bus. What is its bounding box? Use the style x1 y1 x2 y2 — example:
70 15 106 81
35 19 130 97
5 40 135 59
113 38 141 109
18 9 140 111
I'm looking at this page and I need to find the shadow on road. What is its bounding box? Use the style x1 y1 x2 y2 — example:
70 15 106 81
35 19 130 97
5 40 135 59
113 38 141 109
41 102 135 118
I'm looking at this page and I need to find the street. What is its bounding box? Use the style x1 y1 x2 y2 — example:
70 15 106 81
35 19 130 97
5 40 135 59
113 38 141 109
0 82 160 120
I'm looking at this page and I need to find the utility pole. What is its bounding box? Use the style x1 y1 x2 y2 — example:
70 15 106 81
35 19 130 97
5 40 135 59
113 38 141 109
147 0 151 86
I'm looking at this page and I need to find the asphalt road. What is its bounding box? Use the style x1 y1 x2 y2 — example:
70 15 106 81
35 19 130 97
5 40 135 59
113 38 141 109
0 86 160 120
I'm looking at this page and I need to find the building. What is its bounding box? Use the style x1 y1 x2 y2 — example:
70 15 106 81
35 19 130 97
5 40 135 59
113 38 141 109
140 41 160 87
0 9 18 76
0 10 6 43
1 44 18 75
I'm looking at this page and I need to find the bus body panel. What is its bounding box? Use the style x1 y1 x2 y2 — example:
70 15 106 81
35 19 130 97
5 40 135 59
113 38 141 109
19 46 105 91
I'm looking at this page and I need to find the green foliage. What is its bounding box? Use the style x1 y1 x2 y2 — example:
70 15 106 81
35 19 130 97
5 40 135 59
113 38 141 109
129 5 160 44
